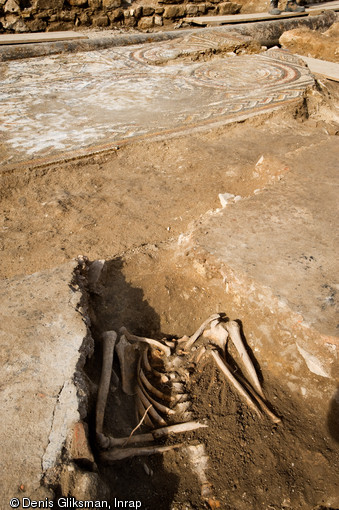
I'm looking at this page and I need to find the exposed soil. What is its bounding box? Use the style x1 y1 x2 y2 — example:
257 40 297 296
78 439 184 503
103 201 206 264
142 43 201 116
1 48 339 508
82 247 339 510
279 22 339 63
1 84 338 282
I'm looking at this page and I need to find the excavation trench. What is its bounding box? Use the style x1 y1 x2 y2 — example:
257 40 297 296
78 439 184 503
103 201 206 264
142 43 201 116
74 244 339 510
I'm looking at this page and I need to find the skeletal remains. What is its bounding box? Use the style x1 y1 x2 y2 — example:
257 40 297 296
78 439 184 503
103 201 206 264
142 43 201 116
96 313 281 507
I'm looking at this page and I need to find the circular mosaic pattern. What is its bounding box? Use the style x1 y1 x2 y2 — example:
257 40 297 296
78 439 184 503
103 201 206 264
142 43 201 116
185 56 301 92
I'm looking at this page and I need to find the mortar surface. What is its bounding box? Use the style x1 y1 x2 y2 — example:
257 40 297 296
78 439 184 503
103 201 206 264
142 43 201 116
0 40 313 168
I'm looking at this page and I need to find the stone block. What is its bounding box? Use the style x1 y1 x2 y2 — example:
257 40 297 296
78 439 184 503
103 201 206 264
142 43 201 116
155 6 164 14
102 0 121 8
34 0 63 9
60 10 76 21
142 6 154 16
69 0 88 6
108 7 123 21
131 5 143 18
159 0 184 4
27 17 47 30
4 0 20 13
163 4 185 18
198 3 207 13
79 11 91 25
124 15 136 26
218 0 241 11
88 0 102 7
46 20 74 31
154 13 163 25
138 15 154 29
92 13 109 25
186 3 199 15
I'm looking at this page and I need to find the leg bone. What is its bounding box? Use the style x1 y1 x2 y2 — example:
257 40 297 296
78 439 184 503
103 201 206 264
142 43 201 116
96 330 117 435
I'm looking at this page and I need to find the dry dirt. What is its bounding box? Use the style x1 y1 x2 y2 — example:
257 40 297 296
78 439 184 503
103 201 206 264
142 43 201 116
82 246 339 510
279 22 339 63
1 48 339 509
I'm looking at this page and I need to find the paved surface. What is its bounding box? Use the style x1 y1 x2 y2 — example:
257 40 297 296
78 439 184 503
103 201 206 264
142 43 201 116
0 37 313 168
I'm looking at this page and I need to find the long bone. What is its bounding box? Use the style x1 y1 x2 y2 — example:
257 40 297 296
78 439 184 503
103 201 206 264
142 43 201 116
120 326 171 356
101 443 184 462
116 334 139 395
96 330 117 435
203 319 264 399
210 350 280 423
224 320 264 398
98 421 208 448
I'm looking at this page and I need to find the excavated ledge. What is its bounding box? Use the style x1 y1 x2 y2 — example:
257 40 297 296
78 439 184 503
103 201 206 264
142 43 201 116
0 261 93 502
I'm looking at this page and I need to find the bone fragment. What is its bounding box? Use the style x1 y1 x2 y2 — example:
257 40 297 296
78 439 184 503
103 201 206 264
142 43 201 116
137 386 167 426
225 320 264 398
185 444 215 501
96 330 117 435
116 334 139 395
101 443 184 462
203 319 229 350
194 345 207 364
98 422 208 448
185 314 221 350
120 326 171 356
142 348 169 382
210 350 262 418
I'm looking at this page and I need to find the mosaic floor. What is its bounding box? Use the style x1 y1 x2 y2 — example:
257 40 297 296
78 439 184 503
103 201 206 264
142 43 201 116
0 36 314 167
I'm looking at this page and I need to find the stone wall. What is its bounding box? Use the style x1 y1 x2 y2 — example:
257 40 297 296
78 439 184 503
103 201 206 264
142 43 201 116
0 0 243 32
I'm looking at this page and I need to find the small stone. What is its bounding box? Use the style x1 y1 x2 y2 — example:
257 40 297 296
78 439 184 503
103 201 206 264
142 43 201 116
159 0 184 4
138 15 154 29
218 1 241 14
28 18 48 31
4 0 19 13
92 13 109 26
163 5 185 18
103 0 121 8
69 0 88 6
186 4 199 15
142 6 155 16
155 7 164 14
154 14 163 25
88 0 102 8
34 0 64 8
109 7 123 21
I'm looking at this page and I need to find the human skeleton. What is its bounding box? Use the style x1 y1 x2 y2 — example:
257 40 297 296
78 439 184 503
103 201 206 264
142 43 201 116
95 314 280 507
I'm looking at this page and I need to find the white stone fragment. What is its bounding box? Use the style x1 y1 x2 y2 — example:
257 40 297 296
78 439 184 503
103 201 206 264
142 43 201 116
296 343 330 379
218 193 235 208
